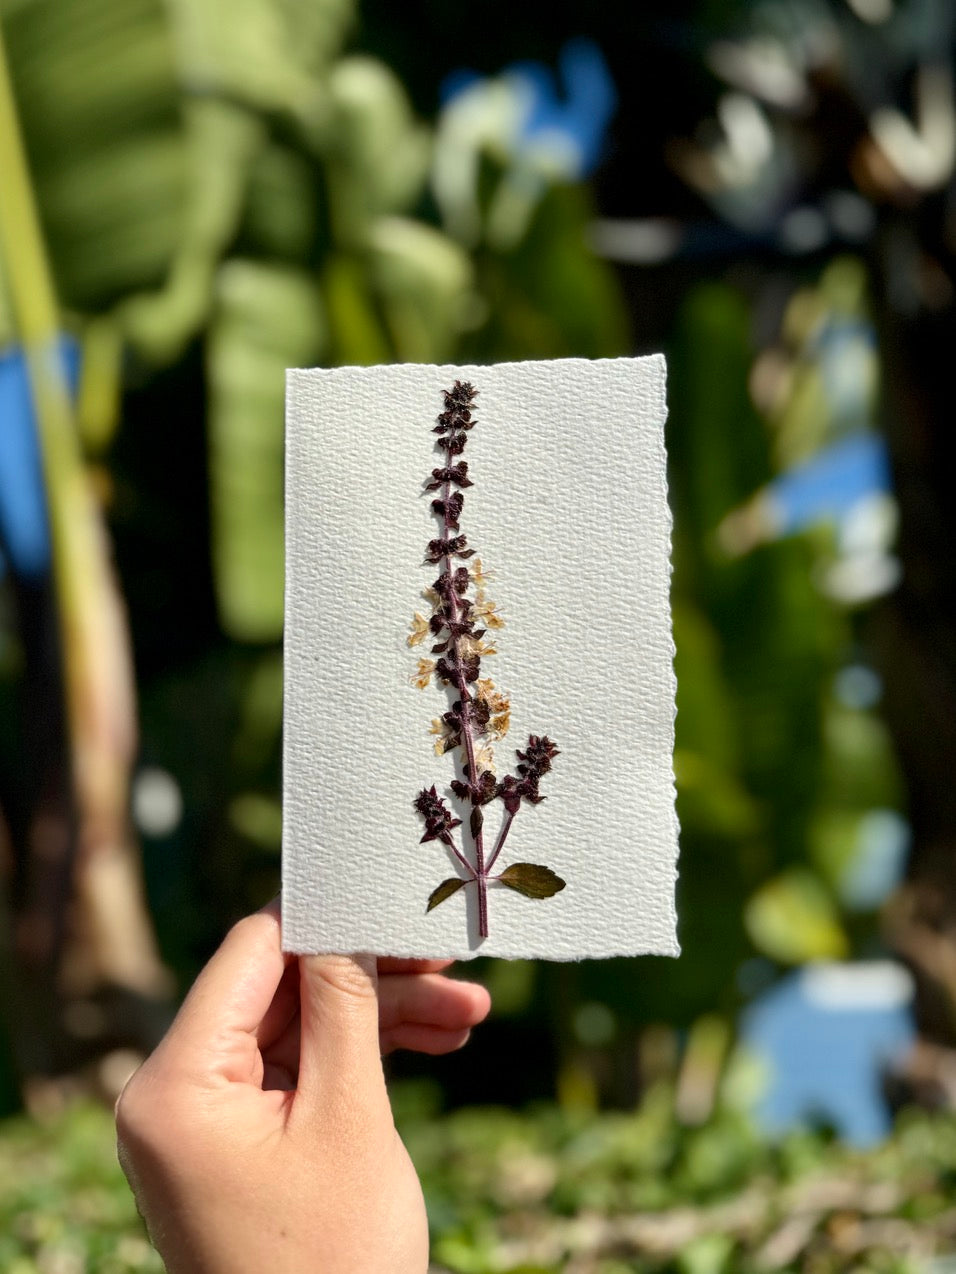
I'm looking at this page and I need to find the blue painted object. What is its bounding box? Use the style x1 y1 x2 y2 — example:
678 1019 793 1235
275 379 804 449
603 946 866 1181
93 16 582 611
768 433 892 534
510 39 617 177
0 338 80 579
741 961 914 1145
441 38 617 179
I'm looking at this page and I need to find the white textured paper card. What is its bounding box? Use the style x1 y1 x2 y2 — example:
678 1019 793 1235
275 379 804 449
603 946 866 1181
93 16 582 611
283 357 678 960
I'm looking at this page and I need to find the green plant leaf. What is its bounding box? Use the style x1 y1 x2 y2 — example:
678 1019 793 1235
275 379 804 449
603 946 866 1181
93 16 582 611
427 877 466 912
499 863 566 899
207 259 326 641
744 867 848 964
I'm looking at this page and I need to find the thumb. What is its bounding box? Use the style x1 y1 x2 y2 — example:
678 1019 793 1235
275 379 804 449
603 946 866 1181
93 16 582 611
294 953 390 1122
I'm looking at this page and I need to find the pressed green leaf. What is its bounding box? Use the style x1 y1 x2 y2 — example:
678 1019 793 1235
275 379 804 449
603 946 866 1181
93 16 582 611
426 877 466 912
499 863 566 900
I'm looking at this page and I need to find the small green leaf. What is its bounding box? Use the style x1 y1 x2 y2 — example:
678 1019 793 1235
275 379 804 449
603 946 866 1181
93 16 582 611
427 877 466 912
499 863 566 899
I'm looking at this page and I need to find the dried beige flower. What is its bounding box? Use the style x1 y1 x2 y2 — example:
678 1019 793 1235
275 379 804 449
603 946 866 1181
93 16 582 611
489 709 511 740
428 718 454 755
407 612 430 647
473 598 506 629
460 635 498 659
411 658 435 690
469 558 494 590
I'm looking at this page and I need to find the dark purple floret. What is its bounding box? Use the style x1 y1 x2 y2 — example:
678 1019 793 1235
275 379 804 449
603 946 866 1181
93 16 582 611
497 775 522 814
516 735 560 779
435 657 458 685
476 770 497 804
425 462 472 491
471 697 491 731
445 381 477 408
415 786 462 843
461 654 480 683
431 492 464 528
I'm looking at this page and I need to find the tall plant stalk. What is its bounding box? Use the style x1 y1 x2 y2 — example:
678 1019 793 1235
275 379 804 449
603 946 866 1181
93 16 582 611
411 381 565 939
0 27 167 1001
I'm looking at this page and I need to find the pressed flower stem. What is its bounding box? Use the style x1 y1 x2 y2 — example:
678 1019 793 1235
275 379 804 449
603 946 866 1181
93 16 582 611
485 808 517 873
419 385 563 936
439 471 489 938
441 832 477 879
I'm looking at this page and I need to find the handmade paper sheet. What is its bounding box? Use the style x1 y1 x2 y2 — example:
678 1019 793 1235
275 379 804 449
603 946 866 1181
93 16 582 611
282 357 678 960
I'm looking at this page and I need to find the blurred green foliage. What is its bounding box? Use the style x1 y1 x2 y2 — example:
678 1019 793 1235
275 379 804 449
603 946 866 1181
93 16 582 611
0 0 908 1113
0 0 941 1266
0 1103 163 1273
5 1093 956 1273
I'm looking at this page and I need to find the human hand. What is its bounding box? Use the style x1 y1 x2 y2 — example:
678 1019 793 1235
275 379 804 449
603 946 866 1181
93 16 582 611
115 900 490 1273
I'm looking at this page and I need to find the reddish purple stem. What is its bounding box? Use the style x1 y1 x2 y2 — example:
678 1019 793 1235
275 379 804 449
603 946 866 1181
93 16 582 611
485 808 516 873
439 475 489 937
441 832 477 879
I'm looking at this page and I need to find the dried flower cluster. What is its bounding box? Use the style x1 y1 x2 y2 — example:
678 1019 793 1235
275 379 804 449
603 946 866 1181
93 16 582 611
409 381 565 939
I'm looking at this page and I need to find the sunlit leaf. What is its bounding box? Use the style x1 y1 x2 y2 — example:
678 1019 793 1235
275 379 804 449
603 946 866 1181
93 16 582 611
207 259 326 641
745 867 848 964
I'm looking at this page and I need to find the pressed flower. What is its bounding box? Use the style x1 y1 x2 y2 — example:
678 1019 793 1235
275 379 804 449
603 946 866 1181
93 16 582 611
475 680 510 738
407 612 430 647
429 717 460 755
497 775 522 815
414 785 462 843
469 557 494 591
476 677 509 708
471 697 492 733
434 656 456 685
473 598 505 628
432 492 465 528
486 688 511 716
489 709 511 740
517 735 560 778
459 635 498 659
411 381 565 938
411 658 435 690
445 380 474 403
425 461 473 491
